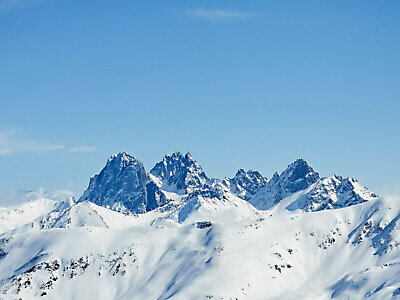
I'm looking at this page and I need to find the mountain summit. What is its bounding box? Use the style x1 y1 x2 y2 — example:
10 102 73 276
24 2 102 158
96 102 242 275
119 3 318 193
78 152 167 214
223 169 268 200
247 159 377 211
276 158 320 193
150 151 208 192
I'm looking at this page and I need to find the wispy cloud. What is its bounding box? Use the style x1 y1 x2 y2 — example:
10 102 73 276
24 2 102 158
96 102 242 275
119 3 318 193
25 144 65 152
0 130 19 155
0 148 14 155
0 129 96 155
69 146 97 153
0 0 47 12
0 130 65 154
187 8 252 20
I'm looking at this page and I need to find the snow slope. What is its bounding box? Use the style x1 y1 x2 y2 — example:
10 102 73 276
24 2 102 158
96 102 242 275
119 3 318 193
2 194 400 299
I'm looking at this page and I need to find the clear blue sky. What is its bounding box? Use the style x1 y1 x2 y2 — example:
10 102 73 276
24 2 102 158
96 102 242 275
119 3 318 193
0 0 399 198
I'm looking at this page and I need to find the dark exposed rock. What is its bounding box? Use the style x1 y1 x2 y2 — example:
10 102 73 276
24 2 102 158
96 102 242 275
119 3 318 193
224 169 268 200
196 221 212 229
150 152 208 192
78 152 167 214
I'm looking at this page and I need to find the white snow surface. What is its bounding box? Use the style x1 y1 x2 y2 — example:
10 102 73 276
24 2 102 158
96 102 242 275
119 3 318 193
1 189 400 299
0 188 74 234
0 198 57 234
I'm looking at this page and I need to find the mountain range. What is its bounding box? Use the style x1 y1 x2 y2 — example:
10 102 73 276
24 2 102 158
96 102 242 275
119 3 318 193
78 152 377 216
1 152 399 299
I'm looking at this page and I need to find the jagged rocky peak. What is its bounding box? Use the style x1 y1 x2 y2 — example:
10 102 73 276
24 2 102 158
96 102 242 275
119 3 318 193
247 159 321 210
78 152 147 214
150 151 208 191
225 169 268 200
286 174 378 212
79 152 167 214
107 152 138 168
277 158 320 193
234 169 266 183
246 159 379 213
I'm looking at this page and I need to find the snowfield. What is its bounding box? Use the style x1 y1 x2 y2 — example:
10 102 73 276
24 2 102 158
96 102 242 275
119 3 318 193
1 152 398 299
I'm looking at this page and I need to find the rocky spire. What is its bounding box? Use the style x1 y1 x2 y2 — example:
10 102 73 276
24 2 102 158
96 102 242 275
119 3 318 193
150 151 208 191
78 152 167 214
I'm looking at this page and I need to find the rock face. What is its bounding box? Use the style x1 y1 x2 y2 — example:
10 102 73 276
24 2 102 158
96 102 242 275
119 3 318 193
274 159 320 194
145 180 168 211
223 169 268 200
286 175 378 212
78 152 166 214
150 152 208 192
247 159 377 212
79 152 377 215
247 159 320 210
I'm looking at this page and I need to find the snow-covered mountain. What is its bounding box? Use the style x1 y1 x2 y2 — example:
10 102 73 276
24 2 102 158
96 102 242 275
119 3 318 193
2 151 396 299
246 159 377 212
0 188 73 234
